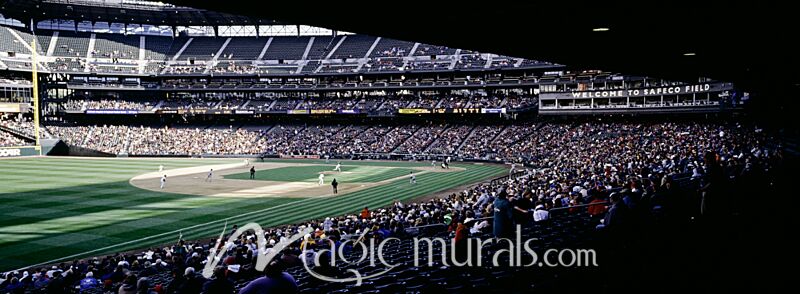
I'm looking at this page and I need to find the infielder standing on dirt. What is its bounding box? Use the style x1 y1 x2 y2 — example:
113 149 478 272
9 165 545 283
318 173 325 185
160 175 167 189
206 169 213 182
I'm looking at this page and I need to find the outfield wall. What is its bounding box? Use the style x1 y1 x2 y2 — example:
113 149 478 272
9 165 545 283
0 146 39 157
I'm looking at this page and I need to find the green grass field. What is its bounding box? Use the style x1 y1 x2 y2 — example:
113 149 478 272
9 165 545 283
0 157 506 271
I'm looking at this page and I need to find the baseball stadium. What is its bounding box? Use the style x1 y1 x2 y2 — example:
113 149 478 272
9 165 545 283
0 1 794 293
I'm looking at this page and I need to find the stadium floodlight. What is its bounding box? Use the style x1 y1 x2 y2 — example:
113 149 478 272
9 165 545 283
592 27 610 32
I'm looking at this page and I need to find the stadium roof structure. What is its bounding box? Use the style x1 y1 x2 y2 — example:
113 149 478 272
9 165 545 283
159 0 798 116
0 0 796 120
0 0 284 26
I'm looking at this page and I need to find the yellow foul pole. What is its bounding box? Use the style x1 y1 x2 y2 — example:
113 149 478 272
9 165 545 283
31 40 42 155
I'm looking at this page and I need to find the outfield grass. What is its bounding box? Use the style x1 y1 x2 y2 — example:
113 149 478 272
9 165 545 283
225 164 416 182
0 157 505 271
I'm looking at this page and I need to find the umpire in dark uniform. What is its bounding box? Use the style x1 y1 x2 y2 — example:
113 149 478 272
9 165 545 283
332 178 339 194
250 166 256 179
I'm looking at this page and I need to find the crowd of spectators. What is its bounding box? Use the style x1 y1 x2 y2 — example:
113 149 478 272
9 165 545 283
375 125 419 153
502 95 537 109
257 125 305 155
51 95 538 114
62 99 155 111
81 125 130 154
164 65 208 75
3 118 780 293
296 98 359 111
404 96 440 109
46 125 91 147
126 126 263 155
362 58 404 72
45 125 264 155
216 99 248 110
475 125 538 161
0 116 36 138
44 121 780 169
274 125 345 156
425 125 474 155
393 124 445 154
374 46 408 58
211 63 257 75
457 125 505 159
331 125 392 155
0 130 27 146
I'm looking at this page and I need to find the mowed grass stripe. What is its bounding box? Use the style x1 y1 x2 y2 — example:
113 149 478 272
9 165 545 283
0 197 295 267
0 192 249 228
0 197 306 269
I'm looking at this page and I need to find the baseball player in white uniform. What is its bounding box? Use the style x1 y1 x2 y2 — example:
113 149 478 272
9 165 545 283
410 172 416 184
334 162 342 172
318 173 325 186
159 165 164 172
206 169 214 182
160 175 167 189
